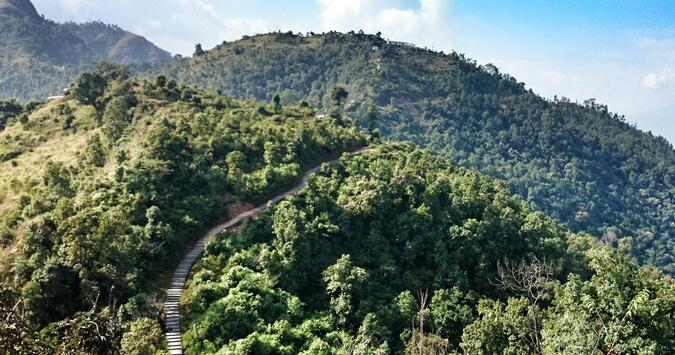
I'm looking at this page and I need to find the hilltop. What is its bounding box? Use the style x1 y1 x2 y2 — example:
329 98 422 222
140 31 675 272
0 0 170 100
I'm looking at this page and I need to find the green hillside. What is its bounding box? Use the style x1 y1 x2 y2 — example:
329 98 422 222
0 66 364 352
0 0 170 100
0 25 673 354
182 144 674 354
140 31 675 272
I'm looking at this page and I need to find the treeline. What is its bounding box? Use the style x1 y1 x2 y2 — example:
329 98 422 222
139 31 674 273
0 64 364 352
183 144 675 354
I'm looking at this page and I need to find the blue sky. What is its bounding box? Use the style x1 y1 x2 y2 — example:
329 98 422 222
33 0 675 143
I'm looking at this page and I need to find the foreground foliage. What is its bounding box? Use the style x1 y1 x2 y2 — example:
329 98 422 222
183 145 674 354
0 66 363 351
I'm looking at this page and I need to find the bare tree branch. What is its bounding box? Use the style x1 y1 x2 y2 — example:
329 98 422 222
491 256 553 306
490 256 554 355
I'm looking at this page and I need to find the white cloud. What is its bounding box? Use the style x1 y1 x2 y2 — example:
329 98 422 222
33 0 273 55
635 34 675 62
318 0 364 30
631 32 675 92
642 73 659 89
642 68 675 89
57 0 86 13
318 0 450 48
160 0 272 54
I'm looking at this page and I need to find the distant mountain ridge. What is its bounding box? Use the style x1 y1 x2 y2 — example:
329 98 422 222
0 0 39 18
0 0 171 99
61 21 171 65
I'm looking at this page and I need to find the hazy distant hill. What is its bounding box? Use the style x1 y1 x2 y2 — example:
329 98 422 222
0 0 170 100
61 21 171 65
141 31 675 272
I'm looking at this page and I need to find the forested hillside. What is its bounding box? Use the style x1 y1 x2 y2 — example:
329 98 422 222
183 144 674 354
0 0 170 100
0 64 364 352
140 31 675 272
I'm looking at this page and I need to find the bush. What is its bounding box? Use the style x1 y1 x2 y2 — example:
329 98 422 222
121 318 163 355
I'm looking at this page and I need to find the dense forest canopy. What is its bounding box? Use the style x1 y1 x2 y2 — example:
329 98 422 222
0 0 170 100
183 144 675 354
0 15 672 353
139 31 674 273
0 64 364 352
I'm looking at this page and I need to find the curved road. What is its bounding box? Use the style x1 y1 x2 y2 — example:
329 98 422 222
163 148 369 354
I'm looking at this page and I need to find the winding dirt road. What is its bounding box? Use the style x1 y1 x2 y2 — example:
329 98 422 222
163 148 369 354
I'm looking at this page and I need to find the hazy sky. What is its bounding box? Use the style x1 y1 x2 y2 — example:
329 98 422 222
32 0 674 143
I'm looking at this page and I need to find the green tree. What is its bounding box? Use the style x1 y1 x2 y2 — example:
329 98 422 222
0 283 50 353
81 134 106 167
62 113 74 130
18 113 29 125
102 96 130 145
430 287 474 346
42 162 74 198
367 100 379 137
0 99 22 130
95 62 130 82
155 75 167 88
460 298 535 355
39 308 124 354
71 73 106 106
329 86 349 125
120 318 163 355
226 150 246 188
542 248 675 354
273 94 282 114
331 86 348 110
21 258 80 327
323 255 367 327
194 43 205 57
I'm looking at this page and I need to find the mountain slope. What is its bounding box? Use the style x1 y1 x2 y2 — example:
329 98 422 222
0 66 364 352
182 145 675 354
140 31 675 272
0 0 94 65
0 0 170 100
0 0 39 18
2 68 671 352
61 21 171 65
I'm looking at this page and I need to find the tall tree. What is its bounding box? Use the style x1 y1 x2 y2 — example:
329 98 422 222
102 96 130 145
71 73 106 107
194 44 205 57
273 94 282 114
